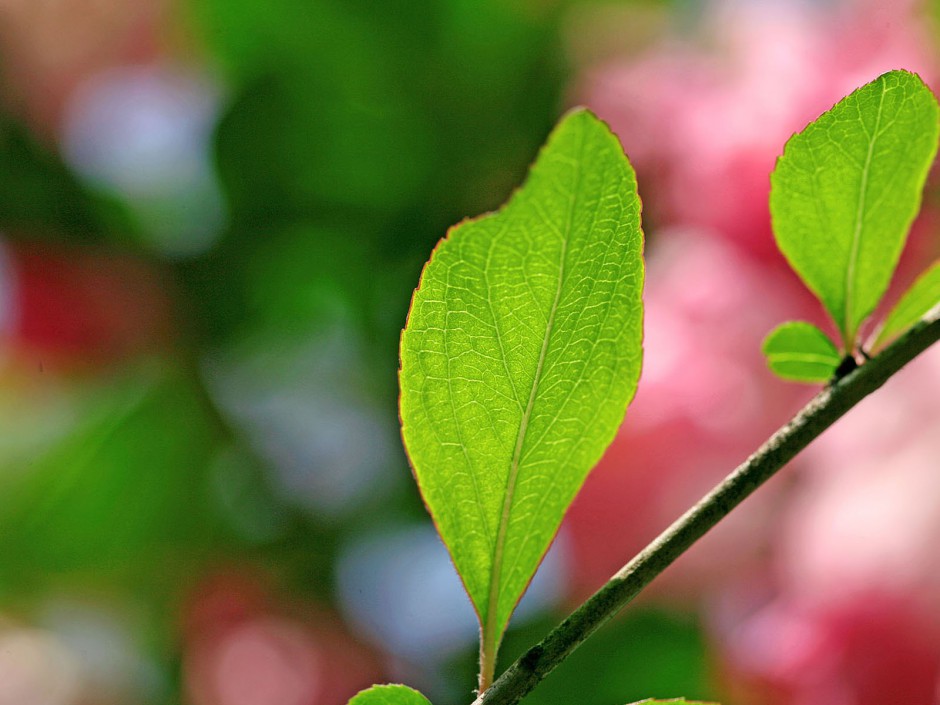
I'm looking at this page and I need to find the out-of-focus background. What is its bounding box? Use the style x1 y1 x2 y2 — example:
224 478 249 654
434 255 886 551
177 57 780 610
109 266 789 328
0 0 939 703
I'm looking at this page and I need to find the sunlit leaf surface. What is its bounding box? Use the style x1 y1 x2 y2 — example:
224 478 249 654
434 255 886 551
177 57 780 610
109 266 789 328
762 321 841 383
348 684 433 705
873 261 940 350
770 70 939 347
400 109 644 658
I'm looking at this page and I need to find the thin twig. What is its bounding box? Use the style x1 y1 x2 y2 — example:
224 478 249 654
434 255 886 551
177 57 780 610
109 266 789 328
473 304 940 705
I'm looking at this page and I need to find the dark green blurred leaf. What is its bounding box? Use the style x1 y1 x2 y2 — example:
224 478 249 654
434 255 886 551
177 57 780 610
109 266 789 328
194 0 564 234
214 70 431 222
0 112 134 242
184 0 568 367
0 363 222 590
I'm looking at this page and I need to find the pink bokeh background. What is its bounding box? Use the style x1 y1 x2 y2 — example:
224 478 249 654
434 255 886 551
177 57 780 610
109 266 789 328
566 1 940 702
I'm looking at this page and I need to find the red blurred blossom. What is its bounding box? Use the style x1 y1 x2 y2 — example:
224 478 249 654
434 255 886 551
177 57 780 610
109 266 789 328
183 570 384 705
577 0 937 261
715 591 940 705
2 241 174 365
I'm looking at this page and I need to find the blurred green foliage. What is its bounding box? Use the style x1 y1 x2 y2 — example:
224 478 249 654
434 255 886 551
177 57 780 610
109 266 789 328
450 609 714 705
0 1 710 702
0 112 133 242
186 0 567 348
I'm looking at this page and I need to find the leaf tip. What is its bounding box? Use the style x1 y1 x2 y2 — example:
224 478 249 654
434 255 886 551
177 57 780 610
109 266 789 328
347 684 432 705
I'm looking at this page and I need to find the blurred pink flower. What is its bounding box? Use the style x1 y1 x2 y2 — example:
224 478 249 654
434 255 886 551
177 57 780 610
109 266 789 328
780 347 940 612
183 571 383 705
565 1 940 702
715 591 940 705
577 0 937 260
702 349 940 702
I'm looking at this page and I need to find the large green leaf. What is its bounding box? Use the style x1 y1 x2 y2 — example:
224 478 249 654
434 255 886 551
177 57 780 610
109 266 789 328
399 109 644 672
348 685 432 705
770 70 939 348
873 260 940 350
762 321 841 383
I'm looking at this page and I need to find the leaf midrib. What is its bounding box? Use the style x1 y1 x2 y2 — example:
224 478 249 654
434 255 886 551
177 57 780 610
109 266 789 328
843 80 887 346
482 127 585 654
770 352 840 364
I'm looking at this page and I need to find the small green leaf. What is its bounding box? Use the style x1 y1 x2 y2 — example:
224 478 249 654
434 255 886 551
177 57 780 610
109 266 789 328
770 70 939 349
399 109 644 680
872 260 940 350
762 321 842 383
627 700 719 705
348 685 432 705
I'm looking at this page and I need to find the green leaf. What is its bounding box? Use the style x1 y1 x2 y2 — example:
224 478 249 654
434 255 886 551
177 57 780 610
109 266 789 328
348 685 432 705
769 70 939 349
762 321 842 383
873 260 940 350
627 700 718 705
399 109 644 679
